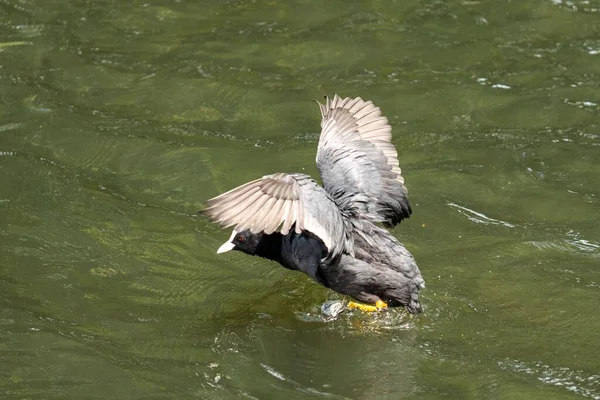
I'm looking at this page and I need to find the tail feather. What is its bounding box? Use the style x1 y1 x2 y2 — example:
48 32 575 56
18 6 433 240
386 279 423 314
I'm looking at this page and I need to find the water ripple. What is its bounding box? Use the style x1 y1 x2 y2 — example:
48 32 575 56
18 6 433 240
498 358 600 399
447 202 516 228
259 363 348 399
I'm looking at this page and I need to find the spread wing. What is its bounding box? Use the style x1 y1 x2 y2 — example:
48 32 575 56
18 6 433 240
202 173 351 257
316 95 411 226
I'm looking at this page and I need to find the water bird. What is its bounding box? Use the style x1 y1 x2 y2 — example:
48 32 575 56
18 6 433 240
203 95 424 314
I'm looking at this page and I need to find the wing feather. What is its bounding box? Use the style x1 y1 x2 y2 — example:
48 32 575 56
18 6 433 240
203 173 351 257
279 199 294 235
315 95 411 226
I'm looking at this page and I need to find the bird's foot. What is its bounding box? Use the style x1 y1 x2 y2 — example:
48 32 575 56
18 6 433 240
347 300 388 312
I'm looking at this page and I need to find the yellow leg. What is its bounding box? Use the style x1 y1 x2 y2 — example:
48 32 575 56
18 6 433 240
347 300 388 312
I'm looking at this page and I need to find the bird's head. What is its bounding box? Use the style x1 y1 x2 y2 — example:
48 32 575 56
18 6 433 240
217 229 264 255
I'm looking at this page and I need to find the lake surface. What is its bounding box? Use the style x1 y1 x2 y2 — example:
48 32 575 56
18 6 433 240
1 0 599 398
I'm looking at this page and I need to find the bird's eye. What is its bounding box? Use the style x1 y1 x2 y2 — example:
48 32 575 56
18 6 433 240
238 236 245 242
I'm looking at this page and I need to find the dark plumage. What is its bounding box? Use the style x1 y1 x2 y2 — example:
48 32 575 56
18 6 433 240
203 95 425 314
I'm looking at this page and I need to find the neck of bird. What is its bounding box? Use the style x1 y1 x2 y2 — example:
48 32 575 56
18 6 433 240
251 233 286 263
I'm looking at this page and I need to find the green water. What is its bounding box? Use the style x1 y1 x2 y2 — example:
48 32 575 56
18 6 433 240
1 0 599 398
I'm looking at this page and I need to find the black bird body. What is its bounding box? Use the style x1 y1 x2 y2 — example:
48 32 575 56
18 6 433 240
203 96 425 314
229 216 423 314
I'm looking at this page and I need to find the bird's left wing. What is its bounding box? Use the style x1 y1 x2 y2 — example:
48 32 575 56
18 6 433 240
316 95 411 226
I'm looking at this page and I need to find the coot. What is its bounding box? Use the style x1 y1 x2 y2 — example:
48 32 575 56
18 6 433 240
203 95 425 314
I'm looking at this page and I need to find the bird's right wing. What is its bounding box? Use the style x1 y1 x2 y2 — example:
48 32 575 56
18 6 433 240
316 95 411 226
202 173 352 257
